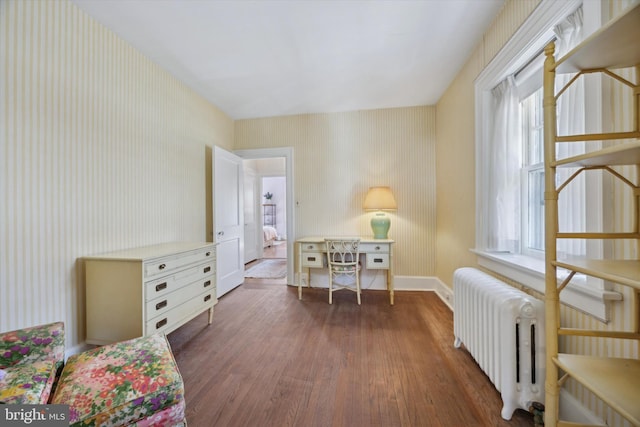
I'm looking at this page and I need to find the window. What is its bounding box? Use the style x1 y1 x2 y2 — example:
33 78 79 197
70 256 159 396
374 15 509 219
521 88 544 255
473 0 618 320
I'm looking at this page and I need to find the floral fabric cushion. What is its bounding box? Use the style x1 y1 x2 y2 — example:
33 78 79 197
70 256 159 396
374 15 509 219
0 321 65 371
0 360 58 404
52 333 185 427
132 401 186 427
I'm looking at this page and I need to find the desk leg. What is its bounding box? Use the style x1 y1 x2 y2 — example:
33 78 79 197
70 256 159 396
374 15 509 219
388 245 394 305
208 307 214 324
298 242 302 300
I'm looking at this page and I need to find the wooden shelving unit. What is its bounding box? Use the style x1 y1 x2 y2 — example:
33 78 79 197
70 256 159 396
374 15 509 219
543 3 640 426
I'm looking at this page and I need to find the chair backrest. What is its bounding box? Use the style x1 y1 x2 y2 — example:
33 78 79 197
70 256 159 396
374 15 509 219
324 239 360 266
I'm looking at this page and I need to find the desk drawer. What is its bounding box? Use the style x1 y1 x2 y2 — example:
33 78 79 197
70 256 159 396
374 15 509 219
301 252 325 268
366 253 389 269
360 243 389 253
300 242 323 252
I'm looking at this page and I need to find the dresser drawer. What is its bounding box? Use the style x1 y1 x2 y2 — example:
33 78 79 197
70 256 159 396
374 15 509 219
301 252 325 268
366 253 389 269
144 247 214 278
360 243 389 253
144 261 214 301
145 291 216 335
146 277 215 319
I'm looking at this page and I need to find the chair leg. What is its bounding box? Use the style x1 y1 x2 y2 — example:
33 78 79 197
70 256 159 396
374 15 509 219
329 275 333 304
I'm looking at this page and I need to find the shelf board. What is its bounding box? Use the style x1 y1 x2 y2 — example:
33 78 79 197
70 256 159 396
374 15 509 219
554 354 640 425
553 258 640 289
553 141 640 167
554 3 640 73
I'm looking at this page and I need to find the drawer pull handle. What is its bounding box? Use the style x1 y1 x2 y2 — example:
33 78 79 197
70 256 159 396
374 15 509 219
308 257 316 261
307 245 313 249
374 258 383 263
375 246 380 250
204 266 211 273
204 294 212 302
203 280 211 288
206 251 211 256
156 318 167 329
156 300 168 310
158 263 166 270
155 282 167 292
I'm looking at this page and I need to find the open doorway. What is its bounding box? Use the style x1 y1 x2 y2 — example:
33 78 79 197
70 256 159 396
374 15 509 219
244 168 288 282
235 148 294 285
261 175 287 256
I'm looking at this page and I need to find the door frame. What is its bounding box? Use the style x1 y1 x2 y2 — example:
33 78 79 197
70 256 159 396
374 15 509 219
234 147 295 283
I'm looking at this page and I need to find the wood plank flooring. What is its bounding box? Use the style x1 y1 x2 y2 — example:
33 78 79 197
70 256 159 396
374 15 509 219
167 283 535 427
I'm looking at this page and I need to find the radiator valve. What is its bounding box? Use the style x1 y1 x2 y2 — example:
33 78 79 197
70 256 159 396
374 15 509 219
529 401 545 426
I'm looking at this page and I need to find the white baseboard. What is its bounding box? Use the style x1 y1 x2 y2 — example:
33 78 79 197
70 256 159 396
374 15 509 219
394 276 453 310
292 273 454 310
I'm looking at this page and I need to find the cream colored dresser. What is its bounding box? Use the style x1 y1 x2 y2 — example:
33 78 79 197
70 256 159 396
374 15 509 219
84 242 216 345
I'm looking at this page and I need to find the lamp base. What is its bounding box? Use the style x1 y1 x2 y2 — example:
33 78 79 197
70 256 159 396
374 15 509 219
370 212 390 239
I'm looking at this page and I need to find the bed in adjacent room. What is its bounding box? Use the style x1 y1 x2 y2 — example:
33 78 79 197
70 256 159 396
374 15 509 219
263 225 278 248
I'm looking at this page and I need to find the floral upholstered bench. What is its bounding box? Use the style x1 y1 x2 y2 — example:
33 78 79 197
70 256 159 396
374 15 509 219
52 333 185 426
1 322 186 427
0 321 65 404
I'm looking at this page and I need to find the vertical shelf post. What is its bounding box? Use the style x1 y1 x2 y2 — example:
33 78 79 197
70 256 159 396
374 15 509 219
543 41 560 427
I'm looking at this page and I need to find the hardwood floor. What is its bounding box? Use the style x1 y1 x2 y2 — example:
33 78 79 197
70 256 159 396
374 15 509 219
262 241 287 259
167 284 535 427
243 241 288 285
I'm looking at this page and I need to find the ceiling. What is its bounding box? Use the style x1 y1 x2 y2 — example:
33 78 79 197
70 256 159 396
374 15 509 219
72 0 505 120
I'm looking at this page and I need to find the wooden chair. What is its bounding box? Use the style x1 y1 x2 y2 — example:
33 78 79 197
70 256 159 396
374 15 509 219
324 239 361 304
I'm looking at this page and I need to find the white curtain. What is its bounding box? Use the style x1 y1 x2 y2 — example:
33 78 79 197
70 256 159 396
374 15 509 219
555 7 586 258
487 75 521 252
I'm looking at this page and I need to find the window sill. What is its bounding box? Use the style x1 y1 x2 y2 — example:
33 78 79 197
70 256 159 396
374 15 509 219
471 249 622 322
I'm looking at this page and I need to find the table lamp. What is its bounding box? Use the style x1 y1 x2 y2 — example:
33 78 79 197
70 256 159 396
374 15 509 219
363 186 397 239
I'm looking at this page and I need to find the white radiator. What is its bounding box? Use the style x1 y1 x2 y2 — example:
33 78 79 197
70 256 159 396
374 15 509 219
453 267 545 420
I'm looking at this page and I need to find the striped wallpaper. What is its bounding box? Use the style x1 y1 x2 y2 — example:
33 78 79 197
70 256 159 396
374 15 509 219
435 0 542 285
0 0 234 350
235 106 437 277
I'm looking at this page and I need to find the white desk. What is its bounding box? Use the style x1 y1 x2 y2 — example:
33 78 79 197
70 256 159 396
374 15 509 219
297 237 395 304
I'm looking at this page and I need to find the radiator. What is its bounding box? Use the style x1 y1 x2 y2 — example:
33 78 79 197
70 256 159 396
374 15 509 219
453 267 545 420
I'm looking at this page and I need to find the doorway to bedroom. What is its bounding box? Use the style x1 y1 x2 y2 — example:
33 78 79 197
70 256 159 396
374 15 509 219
241 155 289 284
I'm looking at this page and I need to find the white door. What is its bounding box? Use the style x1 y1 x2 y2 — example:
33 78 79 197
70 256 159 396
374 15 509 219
243 167 259 263
213 146 244 297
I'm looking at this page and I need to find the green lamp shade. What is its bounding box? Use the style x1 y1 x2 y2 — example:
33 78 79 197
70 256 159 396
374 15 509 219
370 212 390 239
